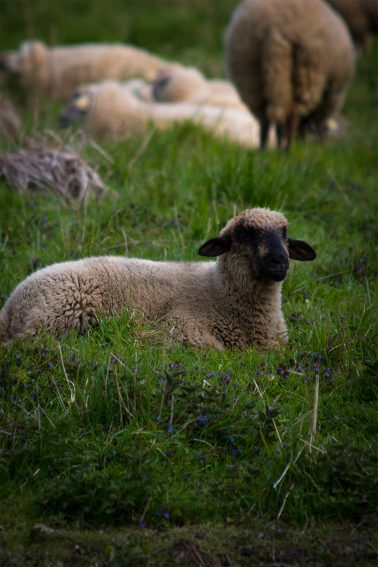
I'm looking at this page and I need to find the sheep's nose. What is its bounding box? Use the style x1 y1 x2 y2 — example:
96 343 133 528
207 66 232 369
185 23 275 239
268 253 288 266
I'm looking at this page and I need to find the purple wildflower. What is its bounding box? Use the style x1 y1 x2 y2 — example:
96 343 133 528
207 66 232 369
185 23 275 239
231 446 239 458
221 369 232 385
197 415 208 426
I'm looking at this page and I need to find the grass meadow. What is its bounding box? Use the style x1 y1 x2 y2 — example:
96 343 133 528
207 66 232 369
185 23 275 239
0 0 377 564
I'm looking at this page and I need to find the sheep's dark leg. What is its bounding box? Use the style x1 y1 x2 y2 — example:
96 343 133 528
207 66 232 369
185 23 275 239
259 116 270 149
285 111 300 150
276 124 285 149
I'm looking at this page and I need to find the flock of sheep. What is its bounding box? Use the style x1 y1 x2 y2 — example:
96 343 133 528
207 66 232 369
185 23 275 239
0 0 376 350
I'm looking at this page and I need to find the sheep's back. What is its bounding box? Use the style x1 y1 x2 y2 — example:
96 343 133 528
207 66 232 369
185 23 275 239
15 42 176 99
327 0 378 43
0 256 214 339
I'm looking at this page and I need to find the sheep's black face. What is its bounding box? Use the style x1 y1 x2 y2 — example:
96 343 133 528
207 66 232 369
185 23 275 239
152 73 170 101
199 224 290 281
59 92 90 127
234 225 290 282
198 213 316 281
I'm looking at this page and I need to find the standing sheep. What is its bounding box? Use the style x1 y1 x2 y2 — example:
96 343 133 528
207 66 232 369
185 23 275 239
327 0 378 48
0 208 316 350
59 80 266 148
0 40 182 100
225 0 356 148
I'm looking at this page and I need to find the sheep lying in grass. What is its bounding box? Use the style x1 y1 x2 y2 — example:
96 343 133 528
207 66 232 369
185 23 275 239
59 80 264 148
0 40 181 99
0 208 316 350
225 0 355 148
151 66 249 112
327 0 378 48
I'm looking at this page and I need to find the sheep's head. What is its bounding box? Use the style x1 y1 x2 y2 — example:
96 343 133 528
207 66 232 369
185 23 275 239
198 208 316 282
152 66 207 103
59 82 144 139
59 90 92 127
0 40 48 75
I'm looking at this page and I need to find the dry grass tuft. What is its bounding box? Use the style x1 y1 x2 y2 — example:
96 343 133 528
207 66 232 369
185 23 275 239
0 146 107 201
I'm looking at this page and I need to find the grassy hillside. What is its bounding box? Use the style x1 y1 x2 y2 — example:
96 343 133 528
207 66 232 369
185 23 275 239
0 1 377 564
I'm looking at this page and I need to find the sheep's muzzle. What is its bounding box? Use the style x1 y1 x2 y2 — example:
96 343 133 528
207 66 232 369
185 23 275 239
59 105 83 127
258 233 289 282
59 94 90 128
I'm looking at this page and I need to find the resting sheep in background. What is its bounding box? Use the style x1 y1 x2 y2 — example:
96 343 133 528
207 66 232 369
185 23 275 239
151 66 249 112
59 80 266 148
225 0 355 149
327 0 378 48
0 40 182 100
0 208 316 350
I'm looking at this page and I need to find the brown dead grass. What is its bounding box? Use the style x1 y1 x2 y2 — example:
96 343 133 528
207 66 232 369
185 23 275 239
0 145 107 201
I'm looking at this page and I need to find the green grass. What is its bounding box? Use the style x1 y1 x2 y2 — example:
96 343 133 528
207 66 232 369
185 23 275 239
0 0 377 563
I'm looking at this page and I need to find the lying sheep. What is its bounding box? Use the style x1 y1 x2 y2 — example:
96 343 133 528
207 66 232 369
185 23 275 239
327 0 378 48
152 66 249 112
225 0 355 148
0 40 181 99
0 208 316 350
59 80 266 148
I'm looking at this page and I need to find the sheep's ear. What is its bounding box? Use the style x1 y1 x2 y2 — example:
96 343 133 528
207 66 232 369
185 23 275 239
198 236 232 257
288 238 316 261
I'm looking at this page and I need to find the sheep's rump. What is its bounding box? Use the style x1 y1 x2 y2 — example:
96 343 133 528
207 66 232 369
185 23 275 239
225 0 355 129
